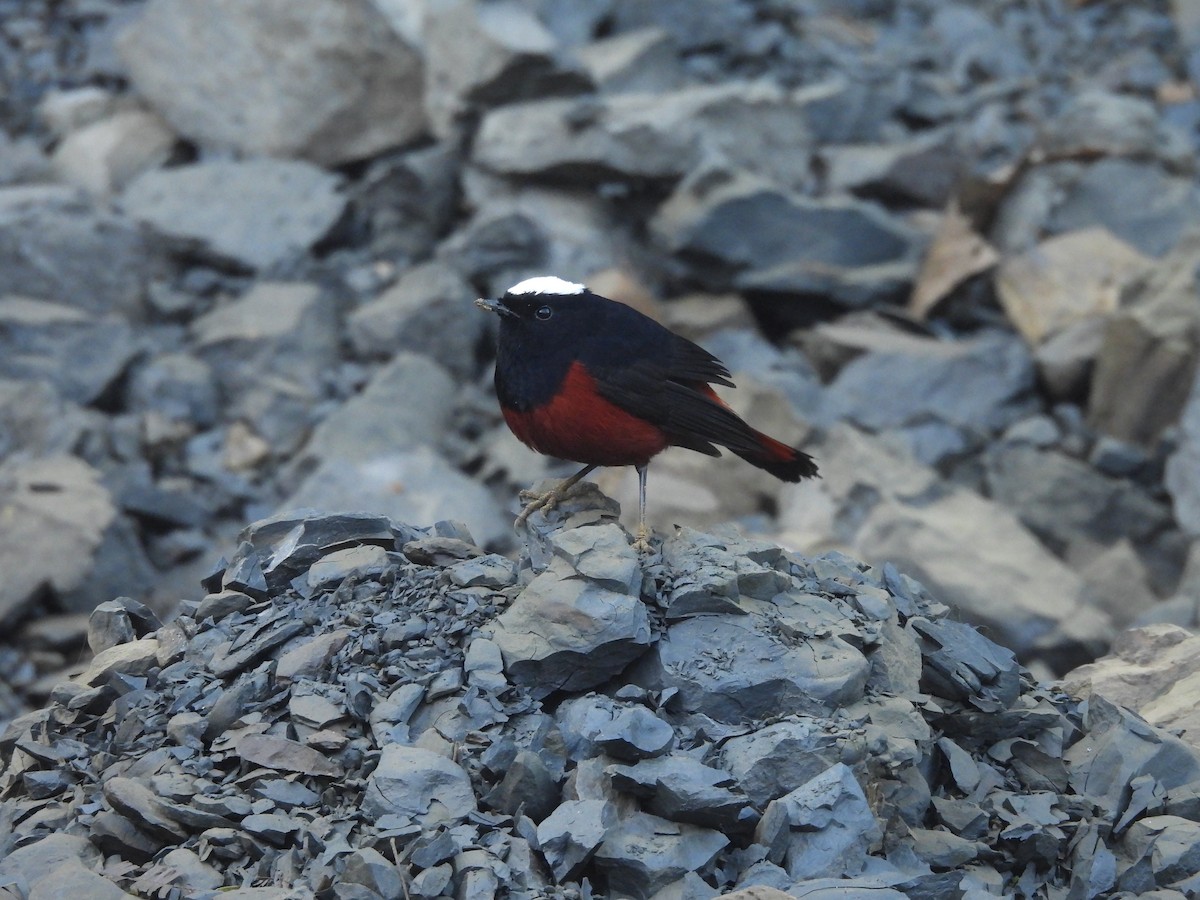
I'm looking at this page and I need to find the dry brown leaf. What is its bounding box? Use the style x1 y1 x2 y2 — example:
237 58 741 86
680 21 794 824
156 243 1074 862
908 199 999 319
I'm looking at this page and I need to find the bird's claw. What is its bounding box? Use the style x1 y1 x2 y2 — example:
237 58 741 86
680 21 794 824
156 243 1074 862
514 488 564 528
632 524 654 555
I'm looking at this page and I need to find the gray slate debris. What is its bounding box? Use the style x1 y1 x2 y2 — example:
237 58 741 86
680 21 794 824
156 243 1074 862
2 0 1200 896
117 0 427 165
4 493 1200 896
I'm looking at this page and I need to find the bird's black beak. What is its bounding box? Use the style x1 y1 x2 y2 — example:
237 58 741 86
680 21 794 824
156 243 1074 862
475 297 517 319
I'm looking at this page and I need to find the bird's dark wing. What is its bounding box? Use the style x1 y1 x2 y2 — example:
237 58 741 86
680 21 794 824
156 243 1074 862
590 357 763 458
654 337 736 388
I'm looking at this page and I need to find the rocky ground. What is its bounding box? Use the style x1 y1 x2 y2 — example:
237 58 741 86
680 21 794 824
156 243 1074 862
5 496 1200 897
2 0 1200 891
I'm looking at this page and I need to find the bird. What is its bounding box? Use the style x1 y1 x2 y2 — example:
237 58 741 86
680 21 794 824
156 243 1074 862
476 275 818 549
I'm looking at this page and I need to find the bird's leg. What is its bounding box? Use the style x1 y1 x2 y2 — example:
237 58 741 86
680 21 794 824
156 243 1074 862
515 463 597 527
632 464 653 553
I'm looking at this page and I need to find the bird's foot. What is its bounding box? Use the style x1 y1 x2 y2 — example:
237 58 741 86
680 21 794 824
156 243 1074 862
515 484 568 528
632 523 654 555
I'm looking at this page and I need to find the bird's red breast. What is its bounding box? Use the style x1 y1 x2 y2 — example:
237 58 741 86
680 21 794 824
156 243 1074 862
502 360 670 467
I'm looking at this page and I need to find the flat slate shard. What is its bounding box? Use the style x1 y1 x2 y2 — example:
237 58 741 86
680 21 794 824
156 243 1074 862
361 745 477 827
607 755 757 833
593 812 729 900
720 720 867 809
233 733 341 777
536 799 614 883
488 558 651 697
629 607 869 723
911 617 1021 712
121 159 346 270
754 763 882 880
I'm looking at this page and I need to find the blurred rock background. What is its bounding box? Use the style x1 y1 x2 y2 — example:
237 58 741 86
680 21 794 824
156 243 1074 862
1 0 1200 722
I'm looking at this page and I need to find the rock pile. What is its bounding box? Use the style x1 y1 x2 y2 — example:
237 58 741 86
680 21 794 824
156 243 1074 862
3 0 1200 725
4 494 1200 897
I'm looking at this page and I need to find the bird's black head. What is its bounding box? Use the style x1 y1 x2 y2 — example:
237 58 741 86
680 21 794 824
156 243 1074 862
474 275 587 324
474 275 604 349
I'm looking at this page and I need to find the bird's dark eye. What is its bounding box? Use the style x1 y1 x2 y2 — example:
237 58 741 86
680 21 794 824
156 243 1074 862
535 305 553 320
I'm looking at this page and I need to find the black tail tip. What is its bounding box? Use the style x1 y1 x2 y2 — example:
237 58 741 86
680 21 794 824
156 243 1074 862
758 450 819 482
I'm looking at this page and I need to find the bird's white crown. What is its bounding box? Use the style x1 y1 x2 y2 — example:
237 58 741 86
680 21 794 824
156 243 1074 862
506 276 585 296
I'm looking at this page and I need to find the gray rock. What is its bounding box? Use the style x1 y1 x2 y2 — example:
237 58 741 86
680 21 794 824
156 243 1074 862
102 777 187 843
801 425 1112 668
474 82 812 189
653 167 920 307
118 0 427 165
1046 159 1200 258
0 455 151 625
720 720 865 809
484 749 559 821
222 509 399 595
463 636 508 694
1039 89 1168 161
593 812 728 900
306 546 391 591
550 523 642 594
285 446 509 552
290 353 457 474
536 799 614 883
592 705 676 761
347 262 485 378
1066 695 1200 813
194 589 255 622
791 74 906 144
607 754 757 832
340 848 404 899
598 0 755 53
192 281 339 454
26 862 131 900
1033 316 1108 402
139 848 223 895
0 185 163 318
822 330 1036 435
755 763 881 880
361 744 477 826
985 443 1169 553
911 618 1020 712
1167 369 1200 536
121 159 345 270
488 557 652 696
446 177 625 291
1121 816 1200 888
0 295 137 406
822 130 964 208
90 810 164 863
422 0 589 136
410 863 453 898
0 378 89 460
0 834 102 890
576 28 684 94
448 556 518 591
241 813 301 848
39 86 121 137
234 733 341 777
629 599 869 723
51 108 176 196
275 630 351 682
126 352 219 430
87 600 136 653
348 142 459 262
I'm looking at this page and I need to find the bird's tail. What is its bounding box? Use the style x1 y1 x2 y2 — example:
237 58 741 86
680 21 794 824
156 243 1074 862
732 429 819 482
693 383 819 482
